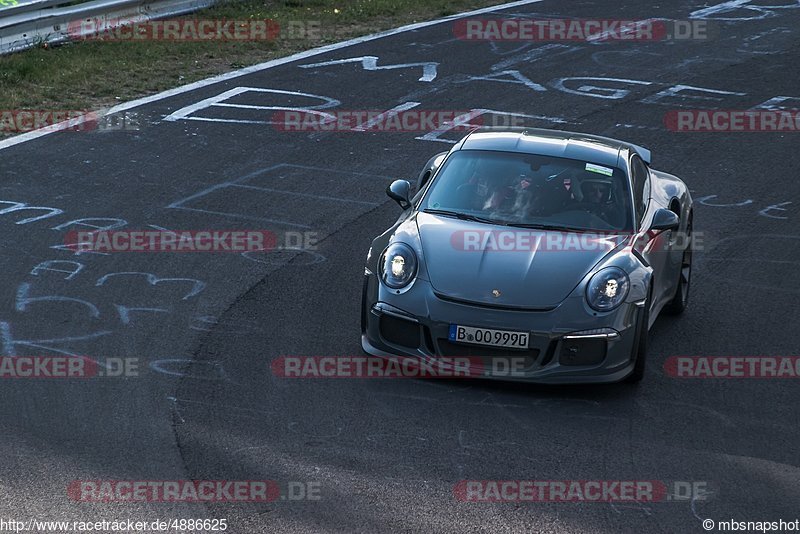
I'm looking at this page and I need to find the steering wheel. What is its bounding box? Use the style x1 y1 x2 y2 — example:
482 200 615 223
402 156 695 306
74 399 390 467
568 201 607 216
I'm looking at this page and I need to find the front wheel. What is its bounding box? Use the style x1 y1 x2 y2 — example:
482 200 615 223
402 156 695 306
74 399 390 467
664 216 693 315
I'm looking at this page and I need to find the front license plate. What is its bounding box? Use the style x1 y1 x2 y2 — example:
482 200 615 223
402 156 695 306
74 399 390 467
449 325 529 349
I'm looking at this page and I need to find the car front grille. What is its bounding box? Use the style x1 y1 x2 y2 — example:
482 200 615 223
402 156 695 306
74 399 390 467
436 338 540 371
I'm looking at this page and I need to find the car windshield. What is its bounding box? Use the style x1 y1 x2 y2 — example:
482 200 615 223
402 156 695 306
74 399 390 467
419 150 633 232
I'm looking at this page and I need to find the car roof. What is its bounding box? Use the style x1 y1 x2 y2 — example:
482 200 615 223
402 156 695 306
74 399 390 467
455 127 651 168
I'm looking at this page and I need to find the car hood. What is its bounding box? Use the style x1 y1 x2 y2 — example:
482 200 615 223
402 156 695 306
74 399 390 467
417 212 629 308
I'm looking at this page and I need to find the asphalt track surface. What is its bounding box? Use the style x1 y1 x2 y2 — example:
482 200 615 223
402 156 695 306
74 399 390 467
2 0 800 532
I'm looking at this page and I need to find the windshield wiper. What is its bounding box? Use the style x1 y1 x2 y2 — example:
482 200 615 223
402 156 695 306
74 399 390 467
422 208 506 226
504 222 590 232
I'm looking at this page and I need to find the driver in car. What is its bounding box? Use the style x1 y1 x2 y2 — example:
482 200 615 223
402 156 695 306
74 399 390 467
483 174 531 212
584 180 611 205
577 178 624 227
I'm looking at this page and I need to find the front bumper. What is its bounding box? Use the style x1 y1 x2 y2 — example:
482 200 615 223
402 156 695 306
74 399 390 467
361 274 643 384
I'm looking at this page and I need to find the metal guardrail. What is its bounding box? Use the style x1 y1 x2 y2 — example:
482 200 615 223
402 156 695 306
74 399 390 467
1 0 75 20
0 0 216 55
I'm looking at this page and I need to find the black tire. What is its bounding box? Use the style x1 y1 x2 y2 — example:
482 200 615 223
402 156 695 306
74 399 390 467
664 215 693 315
624 294 650 383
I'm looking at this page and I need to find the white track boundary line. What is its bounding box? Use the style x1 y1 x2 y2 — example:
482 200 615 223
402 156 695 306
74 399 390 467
0 0 543 151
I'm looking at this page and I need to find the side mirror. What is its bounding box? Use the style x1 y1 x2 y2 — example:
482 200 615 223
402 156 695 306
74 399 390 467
386 180 412 210
650 208 680 231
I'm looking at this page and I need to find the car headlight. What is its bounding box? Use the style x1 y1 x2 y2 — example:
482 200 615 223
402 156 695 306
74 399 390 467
586 267 630 311
379 242 417 289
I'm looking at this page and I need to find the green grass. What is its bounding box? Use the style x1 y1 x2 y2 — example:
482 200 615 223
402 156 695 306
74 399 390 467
0 0 500 117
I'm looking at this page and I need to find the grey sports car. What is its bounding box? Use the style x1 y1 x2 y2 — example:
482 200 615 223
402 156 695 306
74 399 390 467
361 128 693 383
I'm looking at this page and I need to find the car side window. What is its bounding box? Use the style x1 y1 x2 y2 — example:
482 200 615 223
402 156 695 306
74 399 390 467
630 154 650 225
